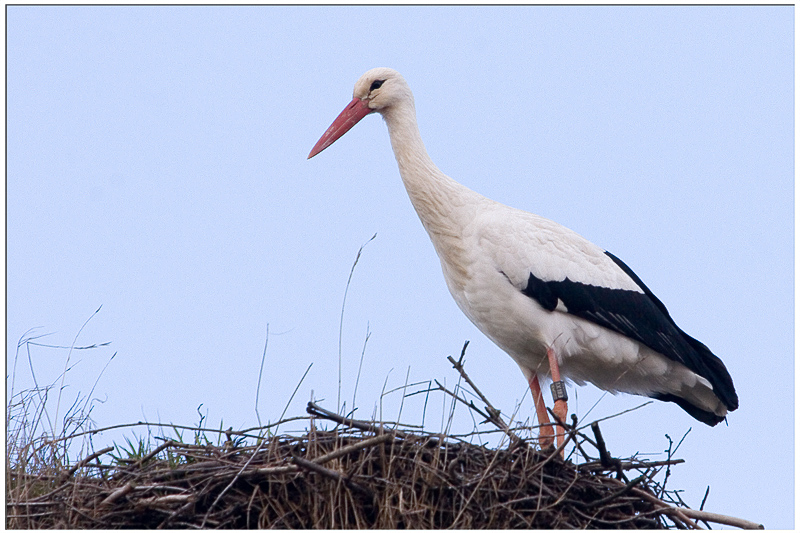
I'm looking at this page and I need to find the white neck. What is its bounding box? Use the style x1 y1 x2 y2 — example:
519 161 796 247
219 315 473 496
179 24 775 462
381 102 482 242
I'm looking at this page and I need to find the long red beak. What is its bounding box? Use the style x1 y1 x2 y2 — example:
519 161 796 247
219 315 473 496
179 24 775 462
308 97 373 159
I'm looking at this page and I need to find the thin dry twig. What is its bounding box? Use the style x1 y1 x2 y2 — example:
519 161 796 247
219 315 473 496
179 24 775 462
338 233 377 413
63 446 114 478
444 342 526 449
291 454 373 497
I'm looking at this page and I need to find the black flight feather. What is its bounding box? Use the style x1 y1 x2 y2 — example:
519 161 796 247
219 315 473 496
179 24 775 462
520 251 738 424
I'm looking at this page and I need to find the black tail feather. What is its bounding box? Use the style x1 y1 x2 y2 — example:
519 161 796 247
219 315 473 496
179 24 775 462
652 392 727 426
680 333 739 412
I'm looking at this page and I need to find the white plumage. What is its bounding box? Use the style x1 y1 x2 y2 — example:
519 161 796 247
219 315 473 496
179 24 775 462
309 67 737 448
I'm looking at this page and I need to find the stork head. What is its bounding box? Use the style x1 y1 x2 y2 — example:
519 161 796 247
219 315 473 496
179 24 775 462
352 67 410 111
308 67 410 158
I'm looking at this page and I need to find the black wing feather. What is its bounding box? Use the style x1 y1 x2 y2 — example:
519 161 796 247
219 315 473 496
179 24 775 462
521 251 738 416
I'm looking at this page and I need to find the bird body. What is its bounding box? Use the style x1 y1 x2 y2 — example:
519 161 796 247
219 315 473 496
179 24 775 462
309 67 737 433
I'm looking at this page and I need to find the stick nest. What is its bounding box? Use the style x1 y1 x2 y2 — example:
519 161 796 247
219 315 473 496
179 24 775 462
6 399 761 530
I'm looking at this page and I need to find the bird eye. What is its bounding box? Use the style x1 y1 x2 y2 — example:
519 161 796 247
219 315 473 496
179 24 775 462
370 79 385 91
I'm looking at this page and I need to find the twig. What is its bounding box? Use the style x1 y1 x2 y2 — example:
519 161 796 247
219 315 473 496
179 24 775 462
660 430 681 498
447 344 503 423
55 305 103 436
583 474 646 508
576 400 653 431
291 454 373 497
134 440 175 468
338 233 377 412
432 380 489 423
306 401 410 438
630 487 699 529
633 482 764 530
99 481 135 508
432 379 524 450
156 499 196 530
34 417 311 451
313 431 395 465
251 432 396 477
273 363 313 436
678 508 764 530
79 351 116 422
394 366 412 431
699 485 710 511
25 341 112 350
590 421 612 465
9 328 46 415
445 346 525 448
64 446 113 478
590 421 625 480
135 494 192 508
27 481 72 503
254 323 269 427
580 458 685 472
249 464 299 476
351 322 371 416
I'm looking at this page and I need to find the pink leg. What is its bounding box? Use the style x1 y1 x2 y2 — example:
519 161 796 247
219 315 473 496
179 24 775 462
528 375 554 449
547 346 568 451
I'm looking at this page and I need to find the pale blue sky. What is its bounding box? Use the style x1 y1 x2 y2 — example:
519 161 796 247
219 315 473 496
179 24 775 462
7 6 793 527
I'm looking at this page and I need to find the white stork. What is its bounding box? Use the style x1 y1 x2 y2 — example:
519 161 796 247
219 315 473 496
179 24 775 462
308 67 738 450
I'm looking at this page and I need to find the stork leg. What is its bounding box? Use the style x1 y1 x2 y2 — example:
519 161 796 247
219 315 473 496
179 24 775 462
547 346 568 451
527 375 554 448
